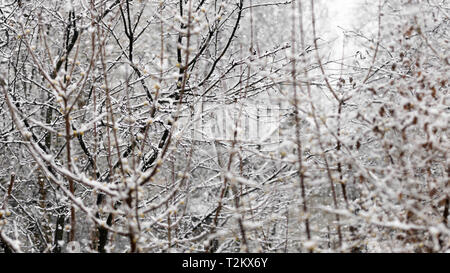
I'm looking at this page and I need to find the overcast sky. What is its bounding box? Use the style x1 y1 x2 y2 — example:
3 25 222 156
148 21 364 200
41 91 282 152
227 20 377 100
327 0 359 33
324 0 360 68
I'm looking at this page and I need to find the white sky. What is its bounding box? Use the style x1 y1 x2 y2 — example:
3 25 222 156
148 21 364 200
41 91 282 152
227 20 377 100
324 0 361 67
327 0 360 33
